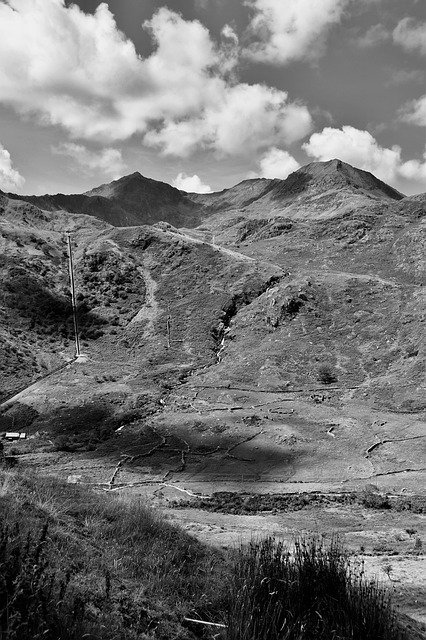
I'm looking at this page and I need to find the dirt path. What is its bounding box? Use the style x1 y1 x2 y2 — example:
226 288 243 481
129 259 160 335
0 358 76 410
169 228 257 263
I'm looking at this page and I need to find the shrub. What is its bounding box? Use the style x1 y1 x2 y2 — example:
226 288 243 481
227 537 406 640
317 364 337 384
361 486 390 510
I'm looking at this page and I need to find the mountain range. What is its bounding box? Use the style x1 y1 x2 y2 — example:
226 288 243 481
4 158 405 228
1 158 424 408
0 158 424 506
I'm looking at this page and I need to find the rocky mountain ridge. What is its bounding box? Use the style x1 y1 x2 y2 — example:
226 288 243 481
3 158 409 230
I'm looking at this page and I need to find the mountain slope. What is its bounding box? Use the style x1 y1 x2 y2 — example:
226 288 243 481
1 160 424 413
191 159 404 222
5 172 203 228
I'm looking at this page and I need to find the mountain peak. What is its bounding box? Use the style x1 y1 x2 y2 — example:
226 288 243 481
85 171 148 198
288 159 404 201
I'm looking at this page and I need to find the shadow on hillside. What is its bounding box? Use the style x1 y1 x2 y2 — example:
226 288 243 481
270 171 313 200
2 400 304 483
3 266 107 338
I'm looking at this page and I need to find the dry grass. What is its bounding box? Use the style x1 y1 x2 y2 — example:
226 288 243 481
0 468 228 639
0 469 417 640
227 537 408 640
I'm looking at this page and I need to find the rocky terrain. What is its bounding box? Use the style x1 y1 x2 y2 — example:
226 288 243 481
0 159 425 626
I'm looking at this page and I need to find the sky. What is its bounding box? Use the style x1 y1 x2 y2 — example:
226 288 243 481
0 0 425 195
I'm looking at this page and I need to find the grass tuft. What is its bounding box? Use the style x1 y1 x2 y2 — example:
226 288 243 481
227 536 407 640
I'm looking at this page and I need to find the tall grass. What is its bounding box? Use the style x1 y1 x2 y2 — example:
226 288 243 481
227 537 406 640
0 469 227 639
0 470 413 639
0 522 92 640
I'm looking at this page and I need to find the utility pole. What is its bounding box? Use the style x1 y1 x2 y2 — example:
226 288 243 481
66 232 81 358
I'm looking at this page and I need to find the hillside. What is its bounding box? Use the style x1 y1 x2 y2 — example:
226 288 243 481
0 158 424 427
0 161 425 628
2 468 423 640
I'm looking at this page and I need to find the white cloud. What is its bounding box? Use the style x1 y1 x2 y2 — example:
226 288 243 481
393 18 426 55
144 83 313 157
357 24 390 48
401 95 426 127
52 143 126 177
0 143 25 192
219 23 240 76
398 151 426 182
172 172 212 193
245 0 347 65
0 0 313 158
254 147 300 179
303 125 426 186
221 24 239 45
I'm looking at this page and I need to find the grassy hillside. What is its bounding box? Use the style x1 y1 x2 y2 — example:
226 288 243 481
0 468 418 640
0 468 227 639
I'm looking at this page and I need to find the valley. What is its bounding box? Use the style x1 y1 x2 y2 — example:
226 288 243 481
0 159 425 629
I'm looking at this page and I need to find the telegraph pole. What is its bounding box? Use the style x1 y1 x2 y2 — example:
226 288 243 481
66 232 81 357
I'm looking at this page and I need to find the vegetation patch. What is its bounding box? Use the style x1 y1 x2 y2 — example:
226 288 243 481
227 537 407 640
0 470 418 640
175 489 426 515
0 469 227 639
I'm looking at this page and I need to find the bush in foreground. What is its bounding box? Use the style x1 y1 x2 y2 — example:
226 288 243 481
227 537 406 640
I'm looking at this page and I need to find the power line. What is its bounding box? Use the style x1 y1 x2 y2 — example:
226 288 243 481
66 232 81 358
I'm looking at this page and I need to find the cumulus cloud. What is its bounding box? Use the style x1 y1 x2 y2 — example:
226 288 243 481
172 172 212 193
0 143 25 192
303 126 426 186
0 0 313 158
397 150 426 182
393 18 426 55
244 0 347 65
254 147 300 179
400 95 426 127
52 143 126 177
144 83 312 157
